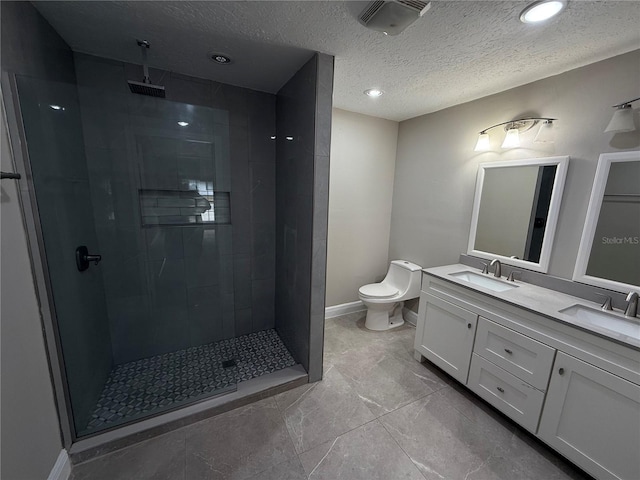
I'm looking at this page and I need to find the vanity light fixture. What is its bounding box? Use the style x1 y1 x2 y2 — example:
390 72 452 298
474 117 556 151
364 89 384 97
604 97 639 133
520 0 565 24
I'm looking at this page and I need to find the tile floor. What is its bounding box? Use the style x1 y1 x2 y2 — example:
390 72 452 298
70 312 592 480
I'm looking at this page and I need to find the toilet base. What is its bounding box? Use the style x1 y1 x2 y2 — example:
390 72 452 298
364 302 405 331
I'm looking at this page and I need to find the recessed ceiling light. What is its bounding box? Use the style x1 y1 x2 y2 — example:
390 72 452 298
520 0 565 24
364 89 384 97
177 121 189 127
270 136 276 140
285 136 294 141
49 104 64 110
210 53 232 65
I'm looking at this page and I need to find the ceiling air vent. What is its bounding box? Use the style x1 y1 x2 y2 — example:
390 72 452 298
396 0 431 13
360 1 386 23
358 0 431 36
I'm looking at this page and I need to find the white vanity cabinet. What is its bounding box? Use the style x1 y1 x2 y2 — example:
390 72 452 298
539 352 640 480
414 292 478 384
415 272 640 480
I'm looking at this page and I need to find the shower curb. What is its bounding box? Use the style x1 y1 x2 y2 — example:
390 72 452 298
68 365 307 465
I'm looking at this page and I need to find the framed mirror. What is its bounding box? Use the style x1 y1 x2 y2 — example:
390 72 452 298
573 151 640 292
468 156 569 273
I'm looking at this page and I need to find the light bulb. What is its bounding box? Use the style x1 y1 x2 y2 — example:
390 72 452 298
604 105 636 133
474 133 490 152
501 128 520 149
520 0 565 24
364 89 384 97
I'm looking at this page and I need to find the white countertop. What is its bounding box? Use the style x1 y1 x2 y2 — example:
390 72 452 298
424 264 640 351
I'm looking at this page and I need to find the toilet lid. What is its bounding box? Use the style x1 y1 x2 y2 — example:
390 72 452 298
359 283 399 299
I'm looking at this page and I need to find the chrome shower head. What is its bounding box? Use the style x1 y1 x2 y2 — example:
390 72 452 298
128 40 166 98
128 80 165 97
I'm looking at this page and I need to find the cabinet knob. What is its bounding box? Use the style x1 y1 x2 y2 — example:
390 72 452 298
496 386 505 393
504 348 513 354
558 368 565 375
467 323 472 329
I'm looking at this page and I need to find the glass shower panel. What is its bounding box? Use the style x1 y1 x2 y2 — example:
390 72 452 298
16 75 238 438
15 75 113 438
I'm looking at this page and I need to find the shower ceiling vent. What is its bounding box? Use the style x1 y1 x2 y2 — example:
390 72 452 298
358 0 432 36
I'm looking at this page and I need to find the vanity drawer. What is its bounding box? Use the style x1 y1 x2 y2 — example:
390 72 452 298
468 353 545 434
474 317 555 391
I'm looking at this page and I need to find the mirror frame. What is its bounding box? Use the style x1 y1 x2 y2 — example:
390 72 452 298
573 151 640 292
467 156 569 273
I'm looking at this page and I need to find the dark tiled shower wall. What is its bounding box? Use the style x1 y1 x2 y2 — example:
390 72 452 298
74 53 277 364
275 53 334 382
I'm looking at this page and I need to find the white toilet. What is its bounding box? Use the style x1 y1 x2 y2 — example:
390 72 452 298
358 260 422 331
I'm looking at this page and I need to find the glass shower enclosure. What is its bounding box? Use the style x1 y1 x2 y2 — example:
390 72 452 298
4 45 333 446
11 72 293 438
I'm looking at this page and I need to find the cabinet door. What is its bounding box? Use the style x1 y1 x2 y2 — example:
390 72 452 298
415 293 478 384
538 352 640 480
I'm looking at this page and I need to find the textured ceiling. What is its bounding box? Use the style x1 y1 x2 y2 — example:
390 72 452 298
33 1 640 121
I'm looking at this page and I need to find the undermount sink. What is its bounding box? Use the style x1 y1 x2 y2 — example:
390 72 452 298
449 271 518 292
559 304 640 339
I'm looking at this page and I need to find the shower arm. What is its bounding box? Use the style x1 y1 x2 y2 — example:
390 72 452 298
138 40 151 84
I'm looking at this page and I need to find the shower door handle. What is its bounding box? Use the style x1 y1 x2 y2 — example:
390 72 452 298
1 171 21 180
76 245 102 272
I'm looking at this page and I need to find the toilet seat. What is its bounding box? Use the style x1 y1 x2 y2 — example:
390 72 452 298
358 283 398 299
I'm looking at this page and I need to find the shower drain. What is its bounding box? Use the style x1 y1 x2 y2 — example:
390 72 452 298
221 359 237 369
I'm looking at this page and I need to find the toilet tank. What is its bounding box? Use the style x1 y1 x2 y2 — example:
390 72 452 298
383 260 422 298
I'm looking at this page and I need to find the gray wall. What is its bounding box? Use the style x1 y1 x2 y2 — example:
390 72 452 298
326 109 399 307
389 50 640 292
73 53 277 364
275 53 334 382
0 2 65 476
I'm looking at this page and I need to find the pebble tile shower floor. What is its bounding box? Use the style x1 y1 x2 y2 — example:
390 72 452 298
83 329 296 433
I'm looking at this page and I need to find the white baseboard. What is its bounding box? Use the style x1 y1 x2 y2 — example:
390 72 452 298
325 300 365 319
47 450 71 480
403 307 418 326
325 301 418 324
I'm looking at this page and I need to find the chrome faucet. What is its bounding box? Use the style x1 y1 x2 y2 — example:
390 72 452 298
506 270 521 282
599 295 613 311
490 259 502 278
624 291 639 318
